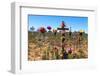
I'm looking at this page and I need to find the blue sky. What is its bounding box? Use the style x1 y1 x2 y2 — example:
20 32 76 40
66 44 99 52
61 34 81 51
28 15 88 33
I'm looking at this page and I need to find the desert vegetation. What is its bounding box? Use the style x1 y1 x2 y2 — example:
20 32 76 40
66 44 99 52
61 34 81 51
28 21 88 61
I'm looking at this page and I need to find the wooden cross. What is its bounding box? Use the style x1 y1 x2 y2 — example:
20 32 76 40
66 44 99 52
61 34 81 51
57 21 69 59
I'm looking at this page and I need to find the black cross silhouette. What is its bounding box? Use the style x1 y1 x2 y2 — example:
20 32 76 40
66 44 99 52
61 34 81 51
57 21 69 59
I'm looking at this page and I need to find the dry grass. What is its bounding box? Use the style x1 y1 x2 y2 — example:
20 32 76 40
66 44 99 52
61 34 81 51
28 32 88 61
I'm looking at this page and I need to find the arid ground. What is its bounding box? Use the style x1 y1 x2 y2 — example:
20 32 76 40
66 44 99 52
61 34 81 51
28 31 88 61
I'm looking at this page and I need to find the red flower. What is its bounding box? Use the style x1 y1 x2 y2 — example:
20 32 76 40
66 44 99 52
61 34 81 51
61 21 66 28
39 27 46 33
67 48 73 54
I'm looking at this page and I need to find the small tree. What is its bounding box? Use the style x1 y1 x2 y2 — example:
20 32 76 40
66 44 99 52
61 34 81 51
30 26 35 36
